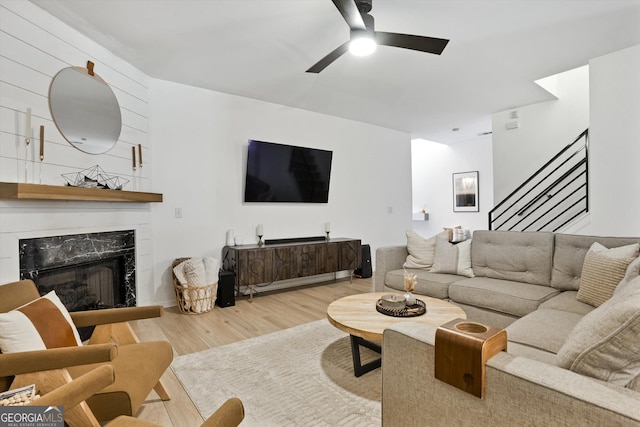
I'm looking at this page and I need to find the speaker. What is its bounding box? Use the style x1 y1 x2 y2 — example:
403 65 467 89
216 270 235 307
355 244 372 278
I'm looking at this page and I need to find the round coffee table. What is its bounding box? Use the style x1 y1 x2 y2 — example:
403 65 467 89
327 292 466 376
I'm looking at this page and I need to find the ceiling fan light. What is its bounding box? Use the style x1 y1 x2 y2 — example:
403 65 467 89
349 36 376 56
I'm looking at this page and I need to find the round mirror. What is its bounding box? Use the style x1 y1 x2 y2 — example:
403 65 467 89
49 66 122 154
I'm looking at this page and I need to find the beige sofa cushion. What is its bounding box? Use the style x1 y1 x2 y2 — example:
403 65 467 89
384 269 456 299
448 277 559 318
538 291 594 316
555 276 640 386
577 243 638 307
551 234 640 291
506 309 584 354
403 230 439 269
471 230 554 286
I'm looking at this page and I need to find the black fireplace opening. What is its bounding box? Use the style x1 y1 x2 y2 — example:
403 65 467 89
19 230 137 341
36 257 126 312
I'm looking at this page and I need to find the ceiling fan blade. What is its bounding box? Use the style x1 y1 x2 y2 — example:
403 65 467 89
306 41 350 73
331 0 366 30
375 32 449 55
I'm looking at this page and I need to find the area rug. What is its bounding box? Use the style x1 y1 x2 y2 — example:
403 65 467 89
171 319 381 426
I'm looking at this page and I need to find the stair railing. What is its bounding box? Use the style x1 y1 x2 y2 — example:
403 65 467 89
489 129 589 232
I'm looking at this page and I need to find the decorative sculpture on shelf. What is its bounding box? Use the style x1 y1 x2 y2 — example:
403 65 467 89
61 165 129 190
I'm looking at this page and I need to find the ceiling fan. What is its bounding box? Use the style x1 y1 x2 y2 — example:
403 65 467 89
307 0 449 73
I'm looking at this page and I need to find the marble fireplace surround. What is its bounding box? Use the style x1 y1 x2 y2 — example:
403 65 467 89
19 230 136 308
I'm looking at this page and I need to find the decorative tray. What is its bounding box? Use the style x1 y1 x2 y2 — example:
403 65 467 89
376 298 426 317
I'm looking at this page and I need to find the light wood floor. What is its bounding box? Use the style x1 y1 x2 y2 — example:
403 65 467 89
129 277 374 426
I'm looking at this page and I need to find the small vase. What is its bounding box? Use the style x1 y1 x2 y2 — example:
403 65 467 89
404 291 416 306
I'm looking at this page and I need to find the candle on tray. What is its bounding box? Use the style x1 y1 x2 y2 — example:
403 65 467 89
138 144 143 167
324 222 331 233
257 224 263 236
132 146 136 170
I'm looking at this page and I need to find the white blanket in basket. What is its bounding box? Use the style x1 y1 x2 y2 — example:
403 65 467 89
173 258 219 313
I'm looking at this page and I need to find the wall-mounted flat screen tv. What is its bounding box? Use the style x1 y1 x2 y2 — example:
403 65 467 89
244 140 333 203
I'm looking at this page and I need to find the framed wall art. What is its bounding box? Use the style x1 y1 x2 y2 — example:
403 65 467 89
453 171 479 212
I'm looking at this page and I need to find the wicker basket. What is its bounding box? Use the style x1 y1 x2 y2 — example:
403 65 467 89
172 257 217 314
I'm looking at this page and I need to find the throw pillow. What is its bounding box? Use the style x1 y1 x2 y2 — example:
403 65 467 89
577 242 639 307
615 255 640 295
443 225 462 242
430 234 474 277
0 291 82 353
403 230 440 269
555 275 640 386
450 228 471 243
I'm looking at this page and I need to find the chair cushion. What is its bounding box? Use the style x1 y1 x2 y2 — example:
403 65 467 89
0 291 82 353
449 277 560 318
555 275 640 386
577 243 638 307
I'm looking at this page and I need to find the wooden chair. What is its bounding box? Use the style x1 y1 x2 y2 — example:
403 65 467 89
0 279 173 423
13 363 244 427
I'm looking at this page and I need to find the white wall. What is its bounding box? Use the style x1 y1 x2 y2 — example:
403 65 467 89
148 80 412 305
490 46 640 237
411 135 493 238
584 45 640 236
0 1 414 306
0 1 156 300
492 66 590 202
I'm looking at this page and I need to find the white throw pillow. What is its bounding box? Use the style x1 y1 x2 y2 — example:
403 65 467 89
450 228 471 243
430 234 474 277
443 225 462 242
0 291 82 353
403 230 440 269
555 275 640 386
577 242 639 307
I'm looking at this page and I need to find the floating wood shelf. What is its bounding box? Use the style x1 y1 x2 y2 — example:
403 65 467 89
0 182 163 203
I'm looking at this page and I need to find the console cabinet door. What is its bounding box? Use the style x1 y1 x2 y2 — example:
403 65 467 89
240 248 274 286
317 242 339 274
273 247 293 281
291 244 317 277
339 240 361 271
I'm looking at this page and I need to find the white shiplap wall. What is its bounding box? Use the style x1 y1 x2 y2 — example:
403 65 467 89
0 0 157 304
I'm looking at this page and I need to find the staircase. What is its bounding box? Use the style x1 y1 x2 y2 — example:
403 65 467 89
489 129 589 232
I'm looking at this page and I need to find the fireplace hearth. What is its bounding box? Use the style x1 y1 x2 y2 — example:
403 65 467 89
19 230 136 312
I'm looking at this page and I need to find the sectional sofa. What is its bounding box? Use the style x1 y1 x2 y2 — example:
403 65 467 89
375 230 640 426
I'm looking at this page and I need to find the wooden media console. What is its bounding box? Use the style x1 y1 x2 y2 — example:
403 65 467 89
222 238 361 298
